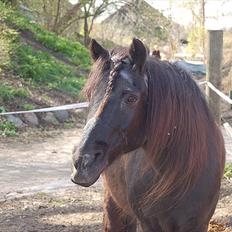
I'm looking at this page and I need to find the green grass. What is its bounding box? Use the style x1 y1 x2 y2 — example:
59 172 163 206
0 119 18 136
224 163 232 179
0 2 88 136
11 44 69 83
21 103 36 110
0 2 89 99
0 84 29 102
0 1 90 69
52 76 86 97
10 44 86 96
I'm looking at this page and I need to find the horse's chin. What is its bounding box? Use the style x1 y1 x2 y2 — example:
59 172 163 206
71 157 108 187
71 173 100 187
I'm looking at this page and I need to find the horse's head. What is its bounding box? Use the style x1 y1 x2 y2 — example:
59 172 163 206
71 38 148 186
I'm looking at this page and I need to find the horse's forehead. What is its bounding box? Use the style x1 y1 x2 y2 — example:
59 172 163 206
118 68 148 90
119 69 134 86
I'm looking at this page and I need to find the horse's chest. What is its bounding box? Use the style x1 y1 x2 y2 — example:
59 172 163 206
102 149 146 216
102 154 136 215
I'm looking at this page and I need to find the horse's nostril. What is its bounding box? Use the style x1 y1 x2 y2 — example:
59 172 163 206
95 152 103 158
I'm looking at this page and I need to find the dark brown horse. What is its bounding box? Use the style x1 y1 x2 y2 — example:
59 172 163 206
71 38 225 232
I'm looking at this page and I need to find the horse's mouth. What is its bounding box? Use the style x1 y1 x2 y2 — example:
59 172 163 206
71 152 108 187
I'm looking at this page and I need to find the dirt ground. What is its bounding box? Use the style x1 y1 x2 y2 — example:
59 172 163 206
0 184 103 232
0 127 232 232
0 179 231 232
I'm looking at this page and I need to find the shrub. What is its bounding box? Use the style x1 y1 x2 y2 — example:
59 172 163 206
0 119 18 136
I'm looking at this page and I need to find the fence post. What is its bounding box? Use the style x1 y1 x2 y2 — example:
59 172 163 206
206 30 223 125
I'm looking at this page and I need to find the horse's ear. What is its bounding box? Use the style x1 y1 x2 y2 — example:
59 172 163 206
89 39 109 61
129 38 147 72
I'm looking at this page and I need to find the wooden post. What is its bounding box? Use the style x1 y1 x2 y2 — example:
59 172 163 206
230 90 232 109
206 30 223 125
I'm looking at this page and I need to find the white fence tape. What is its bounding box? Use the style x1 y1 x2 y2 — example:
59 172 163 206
223 122 232 158
0 81 230 116
198 81 207 86
199 81 232 105
0 102 89 116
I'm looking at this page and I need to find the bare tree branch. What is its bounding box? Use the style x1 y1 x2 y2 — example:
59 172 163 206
53 0 61 31
54 2 82 33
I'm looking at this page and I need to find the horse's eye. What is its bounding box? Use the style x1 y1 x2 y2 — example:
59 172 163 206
125 95 138 104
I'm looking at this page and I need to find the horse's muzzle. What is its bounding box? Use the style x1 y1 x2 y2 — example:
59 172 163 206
71 151 108 187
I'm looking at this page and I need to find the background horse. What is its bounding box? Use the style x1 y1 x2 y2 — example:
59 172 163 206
71 38 225 232
152 50 161 59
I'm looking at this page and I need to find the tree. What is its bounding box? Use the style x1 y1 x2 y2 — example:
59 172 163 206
92 0 178 54
19 0 126 45
51 1 82 34
81 0 126 46
18 0 72 32
179 0 206 58
40 0 126 46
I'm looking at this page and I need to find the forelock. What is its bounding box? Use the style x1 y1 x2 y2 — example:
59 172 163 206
83 46 131 100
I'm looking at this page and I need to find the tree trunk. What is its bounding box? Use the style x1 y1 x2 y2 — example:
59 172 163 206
42 0 52 30
52 0 61 33
83 7 90 47
54 2 81 34
206 30 223 125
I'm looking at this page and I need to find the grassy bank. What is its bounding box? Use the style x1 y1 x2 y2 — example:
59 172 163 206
0 1 90 111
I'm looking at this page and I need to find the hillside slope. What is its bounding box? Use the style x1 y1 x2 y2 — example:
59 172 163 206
0 2 90 114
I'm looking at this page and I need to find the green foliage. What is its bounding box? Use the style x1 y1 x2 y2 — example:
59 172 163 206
11 44 64 82
0 1 89 99
0 1 90 69
21 103 36 110
0 84 29 101
51 76 86 97
35 31 90 69
224 163 232 179
0 15 18 68
0 106 6 113
0 119 18 136
10 44 86 97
